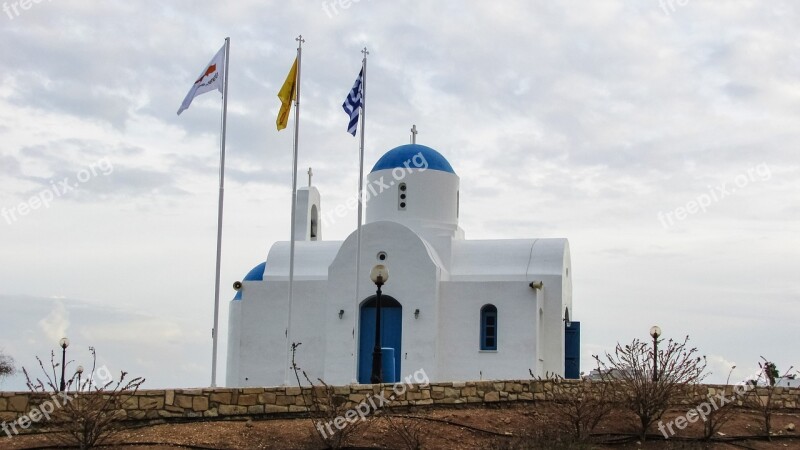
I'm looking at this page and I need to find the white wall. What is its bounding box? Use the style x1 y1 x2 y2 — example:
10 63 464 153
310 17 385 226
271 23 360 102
438 281 539 381
225 298 242 384
529 240 571 376
325 221 442 384
232 281 288 386
366 168 460 261
285 280 329 383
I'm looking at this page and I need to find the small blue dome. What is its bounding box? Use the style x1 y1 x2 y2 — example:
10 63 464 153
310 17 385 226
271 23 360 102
370 144 455 175
243 262 266 281
234 262 266 300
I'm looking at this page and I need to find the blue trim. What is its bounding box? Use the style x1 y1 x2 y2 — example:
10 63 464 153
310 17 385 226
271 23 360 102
370 144 456 174
480 304 497 351
565 321 581 379
358 296 403 383
233 262 266 301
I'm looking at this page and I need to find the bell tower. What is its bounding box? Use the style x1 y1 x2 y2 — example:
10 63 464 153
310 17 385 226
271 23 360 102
294 167 321 241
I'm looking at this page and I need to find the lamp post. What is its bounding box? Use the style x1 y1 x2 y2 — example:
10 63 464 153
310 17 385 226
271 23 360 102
76 365 84 391
650 326 661 382
58 337 70 392
369 264 389 384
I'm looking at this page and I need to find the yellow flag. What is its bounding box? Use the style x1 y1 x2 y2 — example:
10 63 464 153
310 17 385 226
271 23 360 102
277 58 298 131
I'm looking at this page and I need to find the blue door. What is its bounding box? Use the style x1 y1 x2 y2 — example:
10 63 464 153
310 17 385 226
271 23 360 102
358 295 402 383
565 321 581 379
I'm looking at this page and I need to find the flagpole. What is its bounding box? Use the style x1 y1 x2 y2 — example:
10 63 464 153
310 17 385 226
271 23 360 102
353 47 368 382
210 36 230 388
285 35 304 386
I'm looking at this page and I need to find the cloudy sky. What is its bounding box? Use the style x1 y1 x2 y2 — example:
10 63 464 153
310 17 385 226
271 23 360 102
1 1 798 390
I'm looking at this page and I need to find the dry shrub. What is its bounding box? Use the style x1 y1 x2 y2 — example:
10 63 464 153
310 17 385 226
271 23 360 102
593 335 707 441
290 342 368 449
23 346 144 449
532 371 614 442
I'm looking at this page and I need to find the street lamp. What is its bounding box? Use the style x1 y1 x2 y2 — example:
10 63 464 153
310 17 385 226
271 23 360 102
76 365 84 391
369 264 389 384
59 337 70 392
650 326 661 382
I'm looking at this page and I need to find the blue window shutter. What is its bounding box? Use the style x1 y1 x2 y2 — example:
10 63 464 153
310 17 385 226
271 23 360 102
480 304 498 350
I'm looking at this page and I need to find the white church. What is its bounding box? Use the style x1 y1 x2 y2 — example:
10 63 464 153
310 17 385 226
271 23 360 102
226 143 579 387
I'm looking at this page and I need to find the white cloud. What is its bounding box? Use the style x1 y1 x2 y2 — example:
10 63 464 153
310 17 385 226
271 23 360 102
38 300 69 344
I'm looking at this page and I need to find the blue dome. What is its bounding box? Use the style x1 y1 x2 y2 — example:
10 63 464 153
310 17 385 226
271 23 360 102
370 144 455 175
233 262 266 300
243 262 266 281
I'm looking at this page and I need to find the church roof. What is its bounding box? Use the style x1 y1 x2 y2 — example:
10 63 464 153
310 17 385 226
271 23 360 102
450 238 569 280
264 241 342 278
370 144 456 175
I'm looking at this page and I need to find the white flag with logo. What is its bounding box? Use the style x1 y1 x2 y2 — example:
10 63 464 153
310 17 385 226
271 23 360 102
177 44 226 115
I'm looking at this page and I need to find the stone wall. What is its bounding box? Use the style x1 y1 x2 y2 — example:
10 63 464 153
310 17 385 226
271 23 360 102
1 380 798 423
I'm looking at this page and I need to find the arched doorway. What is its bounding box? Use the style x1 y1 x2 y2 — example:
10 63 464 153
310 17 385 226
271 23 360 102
358 295 402 384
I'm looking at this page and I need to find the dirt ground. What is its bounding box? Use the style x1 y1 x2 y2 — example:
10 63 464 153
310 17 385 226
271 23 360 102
3 403 798 449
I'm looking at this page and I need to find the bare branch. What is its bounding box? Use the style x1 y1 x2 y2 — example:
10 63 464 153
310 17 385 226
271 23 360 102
744 358 794 440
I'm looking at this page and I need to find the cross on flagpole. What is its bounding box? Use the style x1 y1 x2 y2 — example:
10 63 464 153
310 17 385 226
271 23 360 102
411 124 418 144
209 37 231 388
285 34 304 386
175 39 229 387
353 46 368 383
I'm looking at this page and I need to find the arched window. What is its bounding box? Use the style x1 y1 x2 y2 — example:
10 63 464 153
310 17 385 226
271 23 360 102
310 205 318 240
480 304 497 350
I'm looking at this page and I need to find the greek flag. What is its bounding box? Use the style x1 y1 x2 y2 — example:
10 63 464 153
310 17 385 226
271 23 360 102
342 68 363 136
